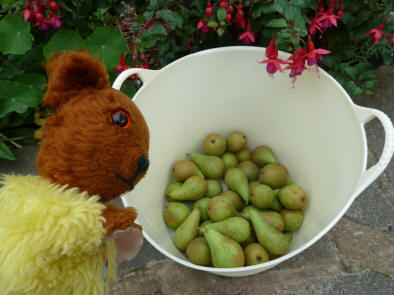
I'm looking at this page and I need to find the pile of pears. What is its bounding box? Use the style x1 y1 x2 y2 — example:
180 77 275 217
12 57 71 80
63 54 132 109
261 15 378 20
163 131 308 268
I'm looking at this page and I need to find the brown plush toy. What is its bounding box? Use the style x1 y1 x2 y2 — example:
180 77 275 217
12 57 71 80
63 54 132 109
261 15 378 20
37 50 149 236
0 50 149 295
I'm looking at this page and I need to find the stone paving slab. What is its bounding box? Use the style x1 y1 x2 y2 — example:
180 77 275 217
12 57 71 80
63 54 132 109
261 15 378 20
0 66 393 294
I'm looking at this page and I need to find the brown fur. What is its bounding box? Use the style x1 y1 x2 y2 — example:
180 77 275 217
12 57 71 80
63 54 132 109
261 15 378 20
36 51 149 236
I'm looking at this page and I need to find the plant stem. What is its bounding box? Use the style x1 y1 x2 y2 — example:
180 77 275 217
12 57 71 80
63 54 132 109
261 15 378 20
0 132 23 149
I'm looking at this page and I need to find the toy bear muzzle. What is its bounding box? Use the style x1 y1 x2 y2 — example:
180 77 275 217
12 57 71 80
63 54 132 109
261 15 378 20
115 155 149 190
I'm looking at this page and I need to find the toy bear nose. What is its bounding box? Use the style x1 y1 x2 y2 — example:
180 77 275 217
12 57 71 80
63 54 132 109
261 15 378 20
137 155 149 171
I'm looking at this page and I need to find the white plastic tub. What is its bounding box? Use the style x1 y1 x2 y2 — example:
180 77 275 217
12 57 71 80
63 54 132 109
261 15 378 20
113 47 393 277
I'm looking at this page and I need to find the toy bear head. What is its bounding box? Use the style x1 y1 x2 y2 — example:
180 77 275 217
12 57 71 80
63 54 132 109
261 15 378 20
36 51 149 202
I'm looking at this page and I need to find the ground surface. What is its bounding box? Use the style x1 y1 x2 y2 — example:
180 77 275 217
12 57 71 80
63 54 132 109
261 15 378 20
0 66 393 295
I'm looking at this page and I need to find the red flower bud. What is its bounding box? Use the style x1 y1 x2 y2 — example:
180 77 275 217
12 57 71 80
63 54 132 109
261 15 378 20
206 6 213 18
219 0 227 8
35 13 44 23
49 1 60 12
227 4 233 14
225 13 231 23
164 23 169 30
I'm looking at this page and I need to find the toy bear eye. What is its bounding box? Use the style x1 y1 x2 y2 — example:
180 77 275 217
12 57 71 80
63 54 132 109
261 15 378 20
111 109 131 128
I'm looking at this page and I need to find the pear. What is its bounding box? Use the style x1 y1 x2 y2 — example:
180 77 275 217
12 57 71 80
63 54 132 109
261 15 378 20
207 196 237 222
240 228 257 247
259 163 288 189
165 181 182 202
205 217 251 243
244 243 269 266
174 208 201 250
284 232 293 243
163 202 191 229
260 210 285 232
250 183 275 209
172 159 204 181
221 152 238 171
168 176 207 201
224 168 249 204
220 190 244 211
203 133 226 156
198 220 213 236
227 131 248 152
278 184 308 209
241 206 284 232
252 145 276 166
205 179 223 198
237 161 259 182
188 153 224 179
249 209 290 255
204 228 245 268
269 189 283 212
236 148 252 162
193 197 211 221
186 237 211 266
281 209 304 231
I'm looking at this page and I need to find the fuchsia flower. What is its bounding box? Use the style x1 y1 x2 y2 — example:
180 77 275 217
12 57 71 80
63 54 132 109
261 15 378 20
197 19 209 33
116 57 131 75
258 39 288 75
318 7 339 29
238 23 255 45
205 1 212 19
366 23 386 44
308 17 322 36
234 4 245 29
284 48 307 84
306 40 330 71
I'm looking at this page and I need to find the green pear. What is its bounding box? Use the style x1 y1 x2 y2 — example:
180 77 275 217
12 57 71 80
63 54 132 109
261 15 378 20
236 148 252 162
281 209 304 231
241 206 284 232
163 202 191 229
244 243 269 266
172 159 204 181
260 210 285 232
224 168 249 204
220 190 244 211
237 160 259 182
278 184 308 209
259 164 288 189
165 181 182 202
284 232 293 243
198 220 213 236
221 152 238 171
174 208 201 250
240 227 257 247
188 153 224 179
203 133 226 156
205 217 251 243
207 196 237 222
269 189 283 212
168 176 207 201
252 145 276 166
249 209 290 255
204 228 245 268
227 131 248 152
205 179 223 198
250 183 275 209
193 197 211 221
186 237 211 266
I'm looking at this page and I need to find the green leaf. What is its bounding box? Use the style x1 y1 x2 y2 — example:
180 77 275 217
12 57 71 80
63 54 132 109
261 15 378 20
84 26 127 70
358 70 376 81
352 86 365 97
139 31 161 49
148 24 167 36
217 8 227 22
352 62 369 75
0 109 34 128
144 11 154 21
364 79 378 88
262 4 276 14
43 30 85 60
13 73 46 87
0 80 38 118
158 42 170 55
155 10 183 30
0 139 15 161
217 27 225 37
0 15 32 55
207 21 218 28
345 67 358 80
265 19 288 28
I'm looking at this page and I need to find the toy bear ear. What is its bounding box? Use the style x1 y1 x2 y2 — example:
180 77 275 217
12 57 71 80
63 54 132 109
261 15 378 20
42 50 110 108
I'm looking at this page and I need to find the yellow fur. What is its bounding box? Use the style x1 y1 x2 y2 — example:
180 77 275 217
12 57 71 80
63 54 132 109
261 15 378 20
0 175 117 295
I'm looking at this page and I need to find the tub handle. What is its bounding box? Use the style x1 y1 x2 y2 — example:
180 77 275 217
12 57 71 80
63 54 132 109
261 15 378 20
112 68 159 99
353 105 394 196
